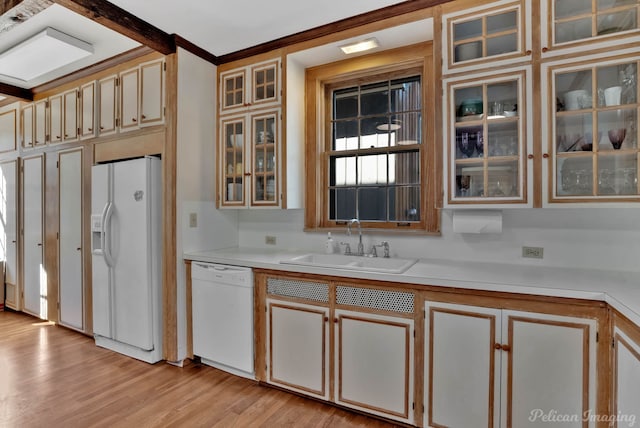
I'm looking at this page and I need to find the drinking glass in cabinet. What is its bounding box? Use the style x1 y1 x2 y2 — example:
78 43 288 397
596 62 637 107
597 153 638 195
553 0 639 44
558 157 594 196
556 113 594 152
456 162 483 197
456 127 482 159
487 161 518 197
488 122 519 156
597 109 637 151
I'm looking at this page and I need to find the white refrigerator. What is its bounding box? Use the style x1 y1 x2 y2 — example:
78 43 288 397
91 156 162 363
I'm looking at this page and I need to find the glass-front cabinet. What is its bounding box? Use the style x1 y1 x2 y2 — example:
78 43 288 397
445 67 531 206
441 0 531 74
541 0 640 54
543 54 639 202
219 59 280 114
219 111 280 208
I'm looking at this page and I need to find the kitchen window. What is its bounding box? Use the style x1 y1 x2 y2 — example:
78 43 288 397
304 43 440 233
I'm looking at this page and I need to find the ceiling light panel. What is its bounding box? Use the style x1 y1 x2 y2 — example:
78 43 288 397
340 37 379 54
0 27 93 82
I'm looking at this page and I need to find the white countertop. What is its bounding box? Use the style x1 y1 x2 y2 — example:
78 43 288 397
184 247 640 327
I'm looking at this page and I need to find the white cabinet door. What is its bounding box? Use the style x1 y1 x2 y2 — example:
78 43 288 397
21 104 34 148
34 100 47 146
506 311 597 427
425 302 598 428
0 160 19 310
425 302 502 428
63 89 78 142
49 95 63 144
79 82 95 139
335 309 414 424
267 299 329 400
120 68 139 131
140 60 164 125
58 149 83 331
613 327 640 428
0 109 17 152
98 75 117 136
22 155 45 319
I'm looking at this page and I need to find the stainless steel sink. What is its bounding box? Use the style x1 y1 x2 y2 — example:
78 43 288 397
280 253 417 274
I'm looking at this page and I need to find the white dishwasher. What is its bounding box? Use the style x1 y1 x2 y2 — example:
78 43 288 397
192 262 254 378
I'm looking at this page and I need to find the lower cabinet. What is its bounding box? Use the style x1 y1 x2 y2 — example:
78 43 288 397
263 275 416 425
267 299 330 400
256 271 613 427
334 309 414 422
425 301 598 428
612 317 640 428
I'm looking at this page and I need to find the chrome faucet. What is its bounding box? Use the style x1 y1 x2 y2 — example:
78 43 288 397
347 218 364 256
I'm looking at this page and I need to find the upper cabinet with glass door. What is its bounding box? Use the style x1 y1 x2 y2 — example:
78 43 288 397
541 0 640 57
444 66 532 207
441 0 532 75
542 50 639 204
219 59 280 114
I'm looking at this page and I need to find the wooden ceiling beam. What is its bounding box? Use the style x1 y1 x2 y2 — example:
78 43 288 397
0 0 24 14
0 82 33 100
52 0 175 55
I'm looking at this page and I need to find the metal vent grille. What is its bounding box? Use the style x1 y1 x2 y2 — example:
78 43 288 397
336 286 415 313
267 278 329 302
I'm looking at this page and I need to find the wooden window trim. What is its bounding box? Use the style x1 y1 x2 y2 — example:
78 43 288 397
304 42 440 234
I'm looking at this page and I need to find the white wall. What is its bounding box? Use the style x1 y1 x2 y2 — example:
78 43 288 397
176 48 239 361
237 208 640 273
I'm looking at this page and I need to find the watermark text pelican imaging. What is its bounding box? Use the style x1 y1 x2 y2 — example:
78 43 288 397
529 409 636 426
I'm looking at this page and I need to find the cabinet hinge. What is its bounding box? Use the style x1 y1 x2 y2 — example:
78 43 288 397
163 106 166 117
412 402 415 410
423 309 426 319
45 101 49 108
56 232 59 240
596 332 599 342
56 161 59 168
612 339 616 349
116 118 120 127
77 92 80 99
413 329 416 338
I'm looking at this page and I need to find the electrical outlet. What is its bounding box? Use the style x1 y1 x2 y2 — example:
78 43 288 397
189 213 197 228
265 235 276 245
522 246 544 259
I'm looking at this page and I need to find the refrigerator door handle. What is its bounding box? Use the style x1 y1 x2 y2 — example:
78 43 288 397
102 202 115 268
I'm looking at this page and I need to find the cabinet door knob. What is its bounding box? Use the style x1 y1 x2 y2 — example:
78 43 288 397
501 344 511 352
76 247 82 251
542 47 549 53
37 243 42 246
244 172 251 177
527 154 534 159
543 153 549 159
494 343 502 350
334 318 338 323
132 117 137 122
88 128 92 132
525 50 532 55
324 316 329 322
141 115 146 120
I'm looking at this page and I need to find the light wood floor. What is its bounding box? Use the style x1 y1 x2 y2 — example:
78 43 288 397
0 310 398 428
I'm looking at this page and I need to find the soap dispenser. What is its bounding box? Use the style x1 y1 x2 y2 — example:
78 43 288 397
325 232 335 254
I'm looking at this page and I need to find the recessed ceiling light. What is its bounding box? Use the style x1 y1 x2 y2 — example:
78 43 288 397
340 38 380 55
0 27 93 82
